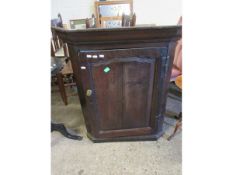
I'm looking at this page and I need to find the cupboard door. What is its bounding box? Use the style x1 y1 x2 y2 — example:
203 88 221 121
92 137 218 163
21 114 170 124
80 47 163 138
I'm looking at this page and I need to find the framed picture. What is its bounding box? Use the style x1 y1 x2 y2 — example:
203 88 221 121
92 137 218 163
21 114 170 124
69 19 86 29
95 0 133 28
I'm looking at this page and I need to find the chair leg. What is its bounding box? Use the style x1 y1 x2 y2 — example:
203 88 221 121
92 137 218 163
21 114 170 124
167 112 182 141
57 73 68 105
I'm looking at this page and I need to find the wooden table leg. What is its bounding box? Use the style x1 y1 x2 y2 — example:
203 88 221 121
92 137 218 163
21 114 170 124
51 122 82 140
56 73 68 105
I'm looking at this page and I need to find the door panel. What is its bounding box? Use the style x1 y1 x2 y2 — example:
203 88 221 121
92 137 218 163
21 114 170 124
92 62 123 130
123 61 154 128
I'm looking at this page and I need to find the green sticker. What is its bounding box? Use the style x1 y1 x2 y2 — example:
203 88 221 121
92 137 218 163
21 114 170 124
104 67 110 73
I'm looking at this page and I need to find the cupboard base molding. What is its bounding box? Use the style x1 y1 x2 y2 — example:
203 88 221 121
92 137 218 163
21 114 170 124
87 130 164 143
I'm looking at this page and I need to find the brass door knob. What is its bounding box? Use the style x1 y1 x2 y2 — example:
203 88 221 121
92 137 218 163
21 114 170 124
86 89 92 97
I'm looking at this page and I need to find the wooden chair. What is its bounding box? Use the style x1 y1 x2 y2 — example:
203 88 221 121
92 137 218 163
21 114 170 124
122 13 136 27
170 16 182 81
51 14 77 105
167 76 182 141
51 41 77 105
51 13 64 52
51 13 63 28
167 16 182 140
86 14 96 28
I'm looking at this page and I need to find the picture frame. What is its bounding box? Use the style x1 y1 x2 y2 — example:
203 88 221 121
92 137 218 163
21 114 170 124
69 19 87 29
95 0 133 28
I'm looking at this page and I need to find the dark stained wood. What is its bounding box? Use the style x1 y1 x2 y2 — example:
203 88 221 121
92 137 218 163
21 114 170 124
53 26 181 45
52 25 182 141
92 62 123 131
123 60 154 128
56 72 68 106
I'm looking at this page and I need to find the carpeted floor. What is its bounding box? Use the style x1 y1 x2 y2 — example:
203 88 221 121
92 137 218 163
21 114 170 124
51 88 182 175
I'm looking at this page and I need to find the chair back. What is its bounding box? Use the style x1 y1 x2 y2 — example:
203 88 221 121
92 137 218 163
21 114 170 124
173 16 182 71
51 13 63 28
51 13 64 51
86 14 96 28
122 13 136 27
51 39 56 57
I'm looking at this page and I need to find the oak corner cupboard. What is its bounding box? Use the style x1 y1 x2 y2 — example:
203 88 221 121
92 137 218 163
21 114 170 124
53 26 182 142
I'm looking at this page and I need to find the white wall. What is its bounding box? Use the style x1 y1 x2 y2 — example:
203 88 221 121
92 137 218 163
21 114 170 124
51 0 182 26
51 0 96 25
134 0 182 25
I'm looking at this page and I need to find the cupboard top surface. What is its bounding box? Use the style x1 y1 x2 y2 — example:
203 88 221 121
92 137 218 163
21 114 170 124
52 25 181 32
52 25 182 44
